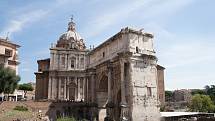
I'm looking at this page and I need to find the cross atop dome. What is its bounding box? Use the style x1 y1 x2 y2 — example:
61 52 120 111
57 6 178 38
68 15 76 31
70 15 74 21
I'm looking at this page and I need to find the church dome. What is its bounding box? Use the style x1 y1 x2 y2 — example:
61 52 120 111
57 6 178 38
60 30 82 41
56 19 86 50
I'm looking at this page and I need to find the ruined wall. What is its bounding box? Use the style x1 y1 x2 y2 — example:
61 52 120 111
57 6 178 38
88 32 128 68
35 59 50 100
128 32 155 56
130 57 160 121
37 59 50 72
128 31 160 121
157 65 165 106
87 28 160 121
35 72 49 100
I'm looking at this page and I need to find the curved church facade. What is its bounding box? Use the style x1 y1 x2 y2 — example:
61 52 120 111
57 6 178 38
35 19 164 121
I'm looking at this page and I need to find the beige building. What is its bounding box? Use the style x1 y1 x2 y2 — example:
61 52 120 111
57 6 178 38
0 37 20 101
0 37 20 73
35 19 165 121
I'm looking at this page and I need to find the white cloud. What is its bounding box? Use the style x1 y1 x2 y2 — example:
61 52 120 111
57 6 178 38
82 0 152 39
142 22 215 70
141 0 194 20
83 0 194 39
0 9 49 37
160 40 215 68
144 22 215 90
0 0 80 37
160 39 215 90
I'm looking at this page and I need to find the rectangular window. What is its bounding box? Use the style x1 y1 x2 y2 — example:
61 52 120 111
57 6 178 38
147 87 152 96
5 49 12 56
102 52 105 57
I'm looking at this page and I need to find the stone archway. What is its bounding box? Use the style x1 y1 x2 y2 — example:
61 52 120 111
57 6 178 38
97 74 109 121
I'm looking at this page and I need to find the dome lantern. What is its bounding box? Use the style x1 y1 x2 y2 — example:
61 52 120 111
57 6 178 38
56 18 86 50
68 17 76 31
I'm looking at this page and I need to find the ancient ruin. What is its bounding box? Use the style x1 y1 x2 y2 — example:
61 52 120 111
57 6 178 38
35 19 164 121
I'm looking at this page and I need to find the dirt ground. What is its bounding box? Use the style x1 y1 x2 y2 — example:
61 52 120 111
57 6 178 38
0 101 50 121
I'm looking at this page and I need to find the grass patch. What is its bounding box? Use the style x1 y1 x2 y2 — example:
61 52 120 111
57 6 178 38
57 117 77 121
5 111 16 117
13 106 28 111
0 110 32 121
57 117 88 121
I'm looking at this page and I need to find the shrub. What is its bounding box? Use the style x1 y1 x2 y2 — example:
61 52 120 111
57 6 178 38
189 94 215 112
13 106 28 111
160 105 165 111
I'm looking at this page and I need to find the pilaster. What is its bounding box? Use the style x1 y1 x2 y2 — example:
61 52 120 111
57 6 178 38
120 59 128 121
105 61 114 121
48 77 52 99
64 77 67 100
58 77 61 100
91 74 96 102
83 77 85 100
52 77 57 100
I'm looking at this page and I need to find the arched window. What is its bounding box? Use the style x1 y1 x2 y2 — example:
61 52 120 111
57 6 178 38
71 57 76 69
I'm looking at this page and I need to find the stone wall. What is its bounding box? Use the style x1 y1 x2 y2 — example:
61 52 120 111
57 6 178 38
87 28 160 121
157 65 165 106
88 31 128 68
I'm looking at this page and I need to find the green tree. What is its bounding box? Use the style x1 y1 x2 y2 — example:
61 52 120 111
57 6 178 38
191 89 206 95
0 66 20 99
165 90 173 102
18 83 33 97
189 94 215 112
205 85 215 104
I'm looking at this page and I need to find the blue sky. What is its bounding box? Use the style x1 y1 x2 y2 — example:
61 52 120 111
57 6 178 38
0 0 214 90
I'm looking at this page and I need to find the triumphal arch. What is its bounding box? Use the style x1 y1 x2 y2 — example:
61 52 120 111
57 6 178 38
35 19 161 121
